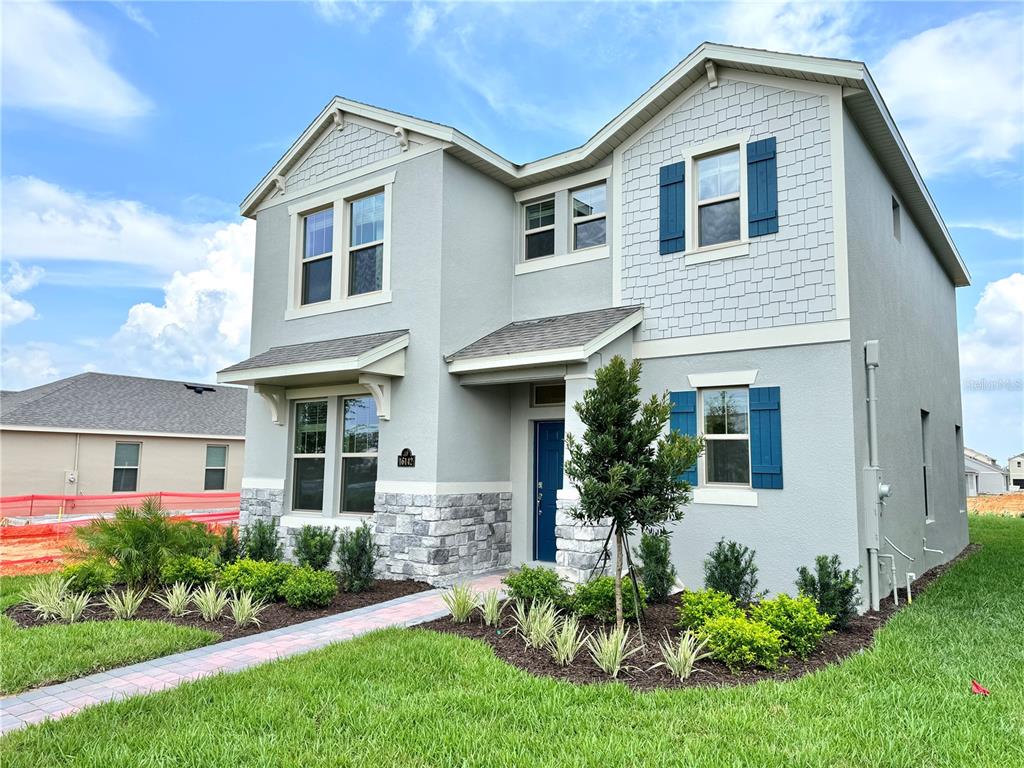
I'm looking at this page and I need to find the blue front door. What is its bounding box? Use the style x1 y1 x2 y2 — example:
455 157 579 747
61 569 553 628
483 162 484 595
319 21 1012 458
534 420 564 562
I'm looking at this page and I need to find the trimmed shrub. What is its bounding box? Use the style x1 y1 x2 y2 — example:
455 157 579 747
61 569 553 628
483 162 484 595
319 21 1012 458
294 525 337 571
677 588 743 631
159 555 218 586
698 614 783 671
218 558 295 601
217 524 242 565
704 539 761 604
572 576 647 622
751 593 832 659
795 554 862 629
636 531 677 602
502 565 571 607
61 560 115 594
280 567 338 608
336 523 377 593
241 518 283 562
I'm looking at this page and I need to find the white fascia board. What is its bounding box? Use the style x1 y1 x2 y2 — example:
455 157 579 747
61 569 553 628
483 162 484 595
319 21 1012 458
635 320 850 359
581 310 643 357
1 425 243 440
218 335 409 385
687 370 759 388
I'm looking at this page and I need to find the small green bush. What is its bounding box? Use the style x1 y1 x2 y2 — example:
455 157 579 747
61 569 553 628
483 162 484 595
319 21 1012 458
61 560 115 594
218 558 295 601
636 530 677 602
704 539 761 603
698 614 783 671
280 567 338 608
751 593 832 659
336 523 377 593
677 588 743 631
795 554 862 629
294 525 337 571
241 518 282 562
159 555 218 586
503 565 570 606
217 524 242 565
572 576 647 622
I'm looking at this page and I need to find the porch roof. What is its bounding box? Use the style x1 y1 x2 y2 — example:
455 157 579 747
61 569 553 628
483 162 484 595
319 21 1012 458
445 306 643 375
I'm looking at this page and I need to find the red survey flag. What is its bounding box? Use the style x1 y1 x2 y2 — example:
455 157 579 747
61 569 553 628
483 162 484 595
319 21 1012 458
970 680 990 696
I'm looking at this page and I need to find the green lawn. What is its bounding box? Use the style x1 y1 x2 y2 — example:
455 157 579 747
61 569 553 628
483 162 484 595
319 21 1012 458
0 575 218 695
3 516 1023 767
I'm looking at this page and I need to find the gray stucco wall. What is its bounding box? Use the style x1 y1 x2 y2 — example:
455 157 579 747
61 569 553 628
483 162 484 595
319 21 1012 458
621 76 837 340
843 109 969 596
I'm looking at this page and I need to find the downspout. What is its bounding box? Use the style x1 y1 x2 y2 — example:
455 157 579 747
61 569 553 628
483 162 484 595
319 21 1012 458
863 341 885 612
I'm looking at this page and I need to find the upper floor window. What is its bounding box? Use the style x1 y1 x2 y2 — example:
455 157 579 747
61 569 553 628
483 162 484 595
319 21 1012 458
301 209 333 305
348 192 385 296
696 149 741 247
205 445 228 491
572 183 607 250
701 387 750 485
524 198 555 260
113 442 140 492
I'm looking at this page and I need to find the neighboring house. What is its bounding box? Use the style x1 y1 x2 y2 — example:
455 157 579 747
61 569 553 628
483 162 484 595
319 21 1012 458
0 373 246 498
1008 453 1024 490
220 43 970 609
963 447 1010 496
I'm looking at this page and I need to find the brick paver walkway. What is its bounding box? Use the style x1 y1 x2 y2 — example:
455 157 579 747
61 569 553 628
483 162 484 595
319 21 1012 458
0 571 506 734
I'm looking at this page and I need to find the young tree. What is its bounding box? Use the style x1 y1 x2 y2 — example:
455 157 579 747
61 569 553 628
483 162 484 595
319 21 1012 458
564 355 703 631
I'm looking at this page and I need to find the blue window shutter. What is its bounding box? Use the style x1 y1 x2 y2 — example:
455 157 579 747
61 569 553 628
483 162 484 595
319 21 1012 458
659 162 686 254
747 138 778 237
669 390 698 485
750 387 783 489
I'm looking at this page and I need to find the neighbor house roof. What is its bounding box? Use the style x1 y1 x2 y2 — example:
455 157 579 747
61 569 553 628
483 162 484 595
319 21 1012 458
0 373 247 437
964 453 1008 476
242 42 967 287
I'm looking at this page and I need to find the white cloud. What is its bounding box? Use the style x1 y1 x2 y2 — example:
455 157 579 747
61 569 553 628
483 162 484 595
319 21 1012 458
716 1 858 57
312 0 384 25
111 1 156 34
0 263 45 328
1 1 152 129
875 11 1024 176
950 220 1024 241
0 344 60 391
407 2 438 47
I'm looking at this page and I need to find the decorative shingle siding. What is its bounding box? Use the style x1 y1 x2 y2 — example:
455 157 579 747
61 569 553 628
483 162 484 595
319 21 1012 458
622 78 836 340
285 122 402 191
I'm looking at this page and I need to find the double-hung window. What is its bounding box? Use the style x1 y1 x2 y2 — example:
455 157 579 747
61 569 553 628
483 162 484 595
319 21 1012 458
301 209 333 305
696 149 741 247
523 198 555 260
347 192 385 296
701 387 750 485
204 445 227 491
571 183 607 250
340 396 379 513
113 442 140 492
292 400 328 512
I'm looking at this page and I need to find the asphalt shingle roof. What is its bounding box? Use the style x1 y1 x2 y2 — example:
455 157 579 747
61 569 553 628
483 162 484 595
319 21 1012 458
0 373 247 436
219 330 409 374
446 306 643 362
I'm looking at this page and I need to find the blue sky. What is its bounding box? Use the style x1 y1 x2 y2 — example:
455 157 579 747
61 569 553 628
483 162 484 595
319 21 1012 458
1 0 1022 460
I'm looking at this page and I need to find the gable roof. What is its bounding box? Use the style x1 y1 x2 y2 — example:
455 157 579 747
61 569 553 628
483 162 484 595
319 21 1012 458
0 373 247 437
242 42 967 287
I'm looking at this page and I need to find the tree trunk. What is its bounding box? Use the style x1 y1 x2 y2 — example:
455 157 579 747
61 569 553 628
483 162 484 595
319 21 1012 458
614 527 624 632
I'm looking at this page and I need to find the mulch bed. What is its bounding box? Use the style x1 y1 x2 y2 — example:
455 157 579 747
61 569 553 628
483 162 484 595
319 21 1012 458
5 576 432 642
423 544 979 691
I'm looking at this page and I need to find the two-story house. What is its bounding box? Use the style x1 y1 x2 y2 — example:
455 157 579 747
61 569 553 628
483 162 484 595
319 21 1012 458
219 43 970 611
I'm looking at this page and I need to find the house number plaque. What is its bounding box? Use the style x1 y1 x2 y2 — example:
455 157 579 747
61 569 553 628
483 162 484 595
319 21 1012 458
397 448 416 468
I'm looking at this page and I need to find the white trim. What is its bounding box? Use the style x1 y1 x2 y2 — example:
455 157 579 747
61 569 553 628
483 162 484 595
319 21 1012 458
688 370 758 388
717 67 839 98
280 513 370 530
693 487 759 507
286 171 396 215
635 319 850 359
612 143 624 307
0 424 243 440
514 246 608 275
284 291 392 320
684 241 750 265
829 86 851 320
683 134 749 256
374 480 512 495
285 383 368 399
243 477 285 490
218 335 409 385
513 166 611 203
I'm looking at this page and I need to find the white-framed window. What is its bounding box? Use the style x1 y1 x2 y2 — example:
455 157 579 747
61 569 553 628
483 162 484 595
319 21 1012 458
300 208 334 305
523 198 555 260
292 400 328 512
700 387 750 486
205 445 228 491
339 396 379 514
695 148 741 248
571 183 606 250
113 442 141 492
531 382 566 407
347 191 385 296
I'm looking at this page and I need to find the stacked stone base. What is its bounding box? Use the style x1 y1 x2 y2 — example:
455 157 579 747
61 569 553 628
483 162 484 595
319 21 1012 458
554 498 612 584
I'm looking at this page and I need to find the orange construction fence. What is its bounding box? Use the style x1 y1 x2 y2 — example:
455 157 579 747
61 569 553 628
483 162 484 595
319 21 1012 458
0 491 240 520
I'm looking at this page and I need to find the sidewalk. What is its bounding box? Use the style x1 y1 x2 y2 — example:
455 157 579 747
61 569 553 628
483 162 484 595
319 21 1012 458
0 571 506 734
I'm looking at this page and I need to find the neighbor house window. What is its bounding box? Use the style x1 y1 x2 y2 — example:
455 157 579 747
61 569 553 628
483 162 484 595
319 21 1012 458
572 183 606 250
347 192 384 296
340 396 379 514
301 208 333 305
204 445 227 491
113 442 140 492
292 400 328 511
696 149 741 247
524 198 555 260
701 388 750 485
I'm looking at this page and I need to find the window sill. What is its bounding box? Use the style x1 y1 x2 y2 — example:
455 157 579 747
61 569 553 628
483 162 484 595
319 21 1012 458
684 240 750 266
285 290 392 320
692 487 758 507
281 513 372 530
515 246 608 275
